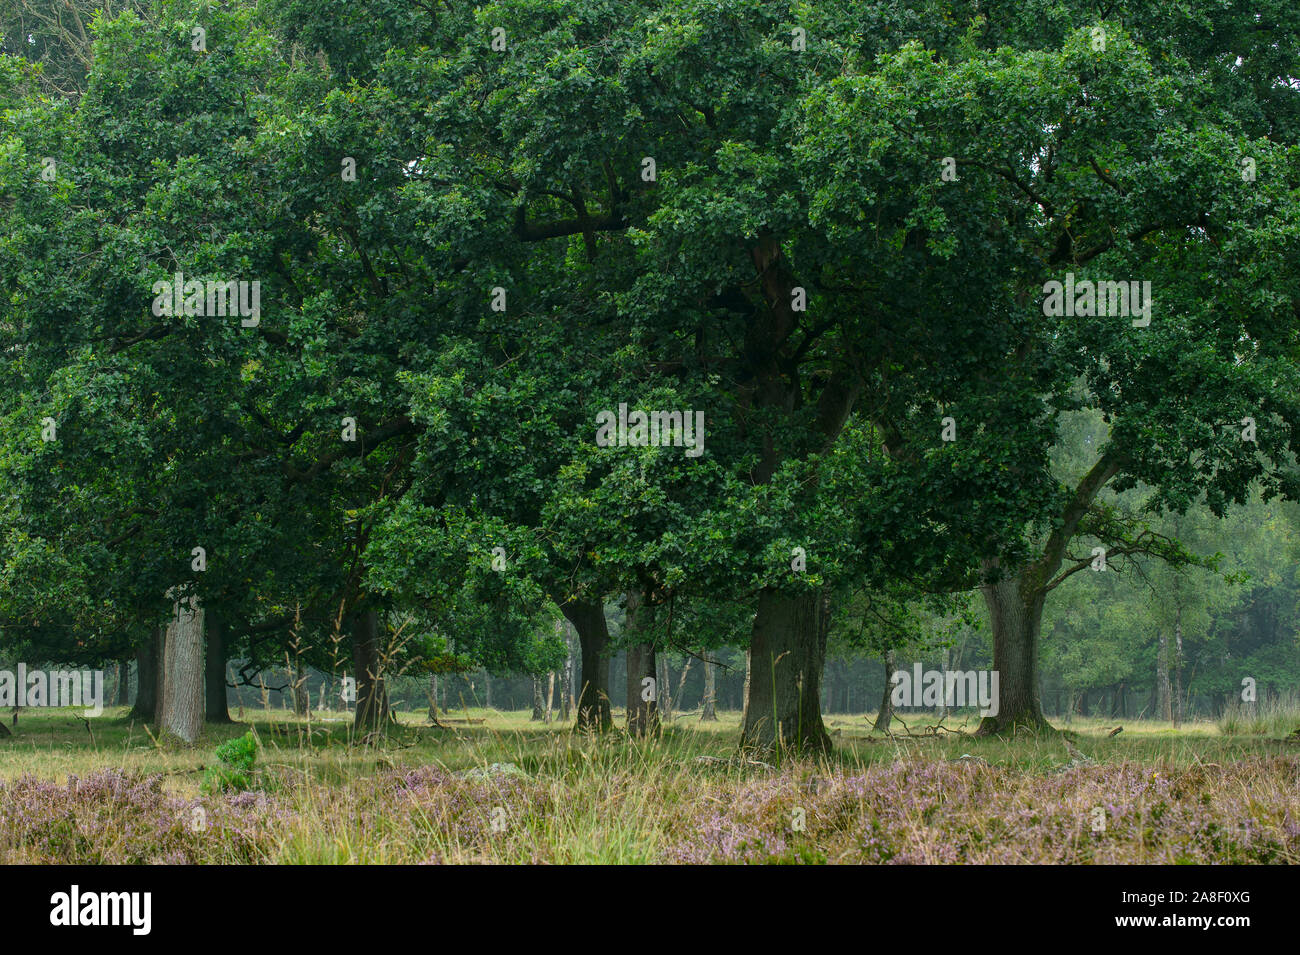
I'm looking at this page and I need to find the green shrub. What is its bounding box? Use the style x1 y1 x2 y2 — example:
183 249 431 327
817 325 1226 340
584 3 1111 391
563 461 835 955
203 730 259 793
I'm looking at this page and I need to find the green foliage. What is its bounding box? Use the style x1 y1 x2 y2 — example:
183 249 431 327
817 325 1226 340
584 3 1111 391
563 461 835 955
202 730 259 794
2 0 1300 738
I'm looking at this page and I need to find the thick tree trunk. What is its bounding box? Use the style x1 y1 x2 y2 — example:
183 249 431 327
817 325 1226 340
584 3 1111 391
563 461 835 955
531 676 545 721
625 644 660 736
624 588 660 737
729 236 861 752
352 609 391 734
742 647 752 715
545 672 555 723
700 652 718 721
976 457 1119 735
873 649 896 732
130 628 160 721
156 620 170 720
740 588 831 754
116 661 130 707
159 598 205 743
204 611 232 723
976 571 1051 735
561 598 613 732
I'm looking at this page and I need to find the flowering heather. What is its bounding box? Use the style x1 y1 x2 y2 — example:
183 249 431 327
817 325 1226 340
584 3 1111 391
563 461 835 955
660 757 1300 864
1 753 1296 864
0 769 286 864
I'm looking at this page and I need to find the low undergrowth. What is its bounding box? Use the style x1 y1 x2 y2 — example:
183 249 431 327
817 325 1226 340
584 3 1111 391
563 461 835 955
0 709 1295 864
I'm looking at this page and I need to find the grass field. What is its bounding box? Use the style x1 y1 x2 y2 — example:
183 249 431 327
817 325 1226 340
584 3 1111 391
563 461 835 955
1 706 1297 864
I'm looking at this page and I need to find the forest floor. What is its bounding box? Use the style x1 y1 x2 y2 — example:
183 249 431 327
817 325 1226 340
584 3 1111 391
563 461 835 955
0 707 1296 863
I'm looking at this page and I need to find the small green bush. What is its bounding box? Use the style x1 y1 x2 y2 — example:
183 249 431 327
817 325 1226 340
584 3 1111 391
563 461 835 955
202 730 259 793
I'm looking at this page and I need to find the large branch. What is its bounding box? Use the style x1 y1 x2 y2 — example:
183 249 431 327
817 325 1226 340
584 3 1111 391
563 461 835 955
1046 506 1209 592
1050 214 1211 267
949 157 1055 216
282 415 418 483
512 205 625 242
813 365 862 454
1047 535 1162 592
107 324 173 354
1028 454 1121 589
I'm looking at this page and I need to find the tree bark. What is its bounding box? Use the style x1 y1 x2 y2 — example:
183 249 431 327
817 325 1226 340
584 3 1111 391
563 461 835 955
742 647 752 716
625 644 660 736
159 597 205 743
978 458 1119 735
115 660 130 707
1157 630 1172 721
156 620 169 719
730 236 861 752
1173 608 1184 728
561 598 613 732
204 610 232 723
873 648 896 732
624 587 660 737
291 662 310 717
939 646 951 719
976 570 1050 735
531 675 545 721
700 652 718 721
352 608 391 733
657 654 673 722
128 627 162 723
740 587 832 754
560 622 574 721
673 657 693 717
545 671 555 723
